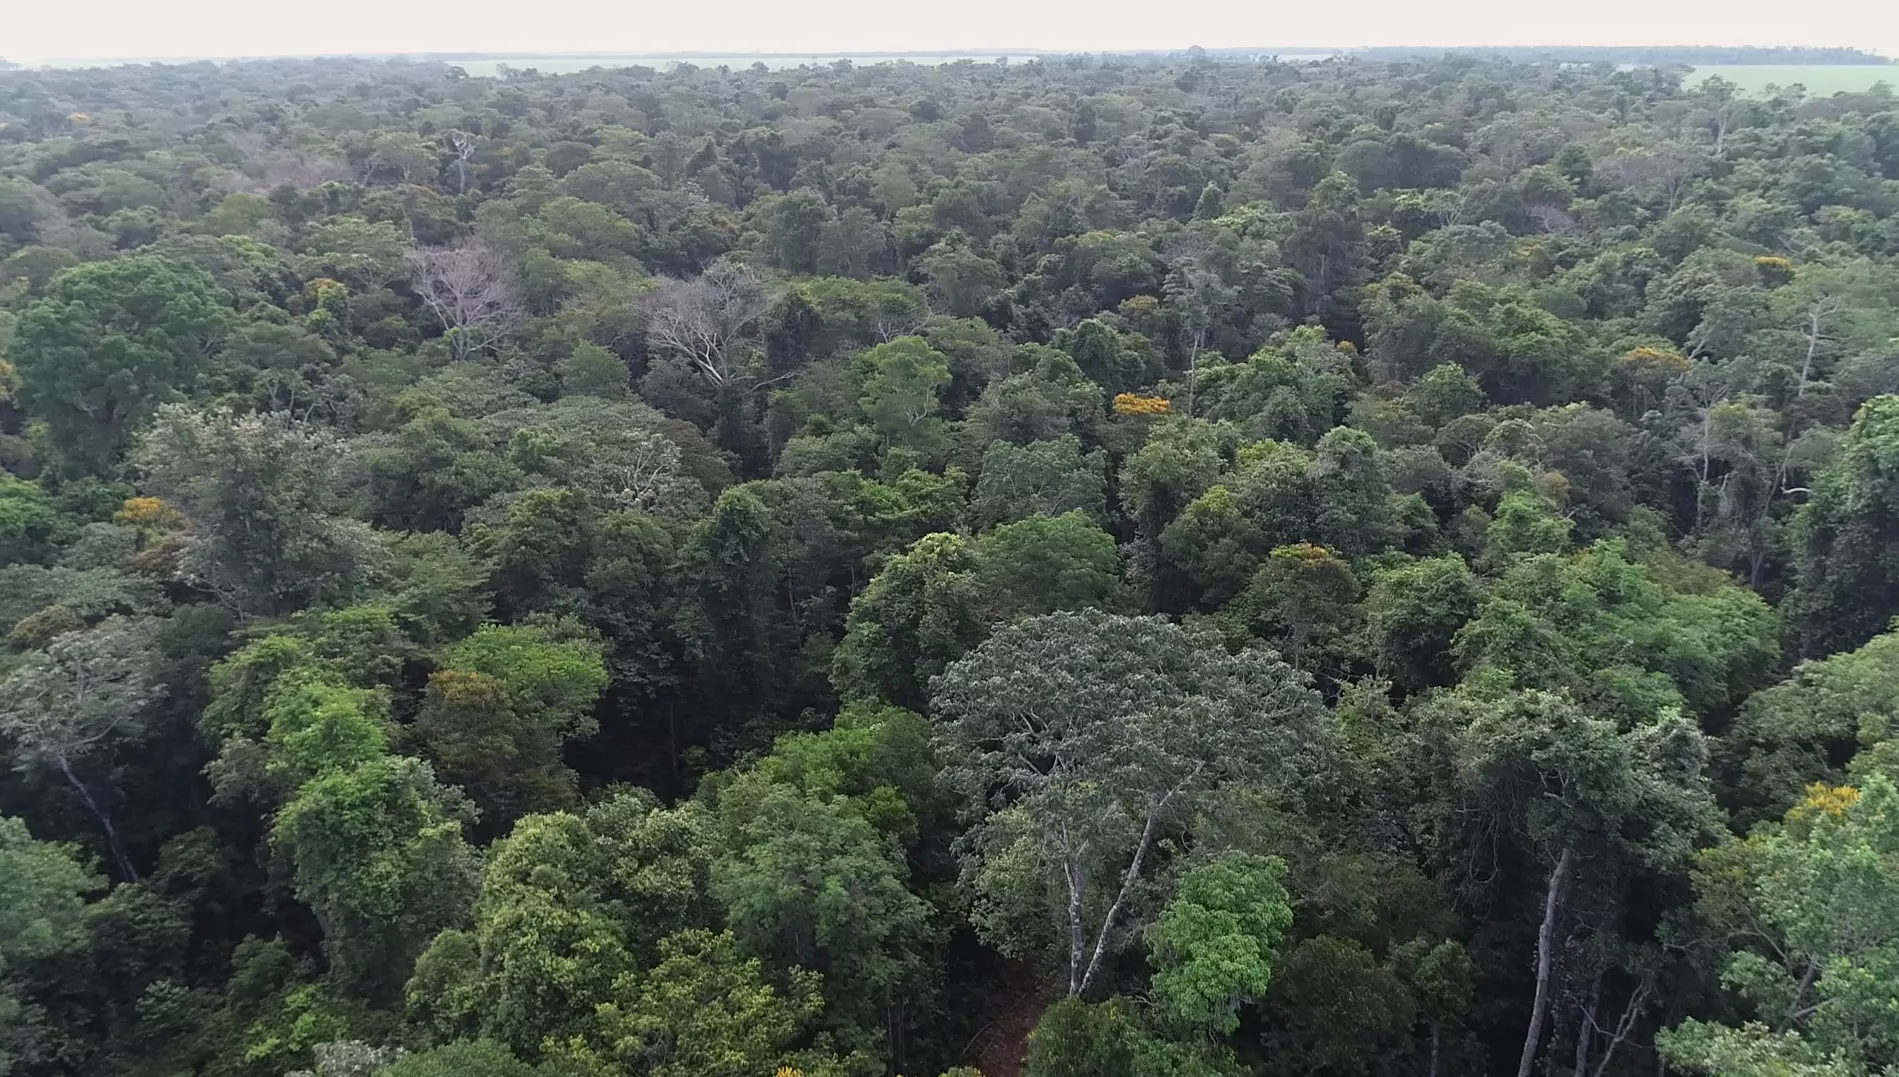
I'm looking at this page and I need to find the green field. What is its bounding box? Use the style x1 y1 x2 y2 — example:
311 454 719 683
1690 64 1897 94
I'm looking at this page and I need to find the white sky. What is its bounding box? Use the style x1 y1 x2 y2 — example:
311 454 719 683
3 0 1896 65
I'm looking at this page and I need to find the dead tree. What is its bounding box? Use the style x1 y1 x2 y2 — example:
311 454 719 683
408 243 523 361
446 130 479 195
639 261 774 389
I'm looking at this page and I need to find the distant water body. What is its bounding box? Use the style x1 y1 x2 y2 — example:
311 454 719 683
21 51 1344 74
446 52 1346 75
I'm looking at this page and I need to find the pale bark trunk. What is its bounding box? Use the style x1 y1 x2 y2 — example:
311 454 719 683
59 754 136 881
1066 858 1087 996
1517 847 1573 1077
1077 802 1162 996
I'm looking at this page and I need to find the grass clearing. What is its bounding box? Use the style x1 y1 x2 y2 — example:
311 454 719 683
1691 64 1898 95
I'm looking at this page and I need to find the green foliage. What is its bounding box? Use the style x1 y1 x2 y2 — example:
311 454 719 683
405 790 713 1055
547 929 840 1077
446 623 607 743
273 757 478 998
856 336 951 453
0 478 73 566
5 51 1899 1077
832 533 985 711
262 672 391 787
1787 396 1899 656
1258 936 1417 1077
976 511 1121 618
560 344 629 399
1722 629 1899 823
0 817 99 1075
1023 998 1145 1077
136 407 375 616
935 610 1322 995
711 786 929 1047
1669 775 1899 1075
1148 854 1293 1034
10 256 230 473
970 435 1109 528
1364 554 1481 691
381 1040 536 1077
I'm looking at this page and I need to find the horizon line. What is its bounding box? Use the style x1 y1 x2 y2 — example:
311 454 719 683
7 42 1893 68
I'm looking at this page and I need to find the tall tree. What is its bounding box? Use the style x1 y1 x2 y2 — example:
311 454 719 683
135 406 376 617
0 617 163 881
1786 395 1899 657
9 256 229 474
933 610 1322 997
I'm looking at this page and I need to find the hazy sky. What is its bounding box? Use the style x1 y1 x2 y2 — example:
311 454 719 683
6 0 1896 64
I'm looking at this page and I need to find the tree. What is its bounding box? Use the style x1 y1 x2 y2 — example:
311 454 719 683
273 756 478 999
135 406 376 616
1364 555 1481 692
1259 935 1417 1077
446 624 608 744
1662 776 1899 1075
411 624 607 830
1721 629 1899 824
1147 853 1293 1034
0 477 72 567
408 243 523 361
1391 939 1476 1077
381 1040 534 1077
261 670 391 789
1785 395 1899 657
0 816 99 1077
832 532 986 712
1120 420 1233 539
9 256 229 474
1022 998 1145 1077
976 511 1122 619
1425 688 1720 1077
933 610 1323 996
965 349 1105 447
712 786 929 1048
406 790 714 1054
0 617 163 881
770 189 836 274
856 336 951 452
1217 543 1363 679
408 671 571 831
548 929 841 1077
971 436 1109 528
678 487 781 722
640 261 773 391
560 343 629 398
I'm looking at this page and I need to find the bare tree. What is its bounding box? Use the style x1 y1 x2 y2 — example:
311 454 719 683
1598 142 1703 213
408 243 523 361
1528 204 1581 235
639 260 774 389
445 130 479 195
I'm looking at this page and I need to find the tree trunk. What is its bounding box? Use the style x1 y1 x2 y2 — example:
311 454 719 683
58 754 137 882
1427 1024 1441 1077
1798 309 1823 397
1078 801 1163 996
1517 847 1573 1077
1573 975 1600 1077
1066 858 1087 996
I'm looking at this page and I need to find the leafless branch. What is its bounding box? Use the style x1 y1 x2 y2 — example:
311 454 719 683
408 242 524 361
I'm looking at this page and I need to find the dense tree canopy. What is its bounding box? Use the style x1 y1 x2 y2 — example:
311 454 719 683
0 46 1897 1077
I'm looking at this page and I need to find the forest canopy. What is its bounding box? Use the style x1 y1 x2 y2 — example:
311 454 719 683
1 49 1898 1077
